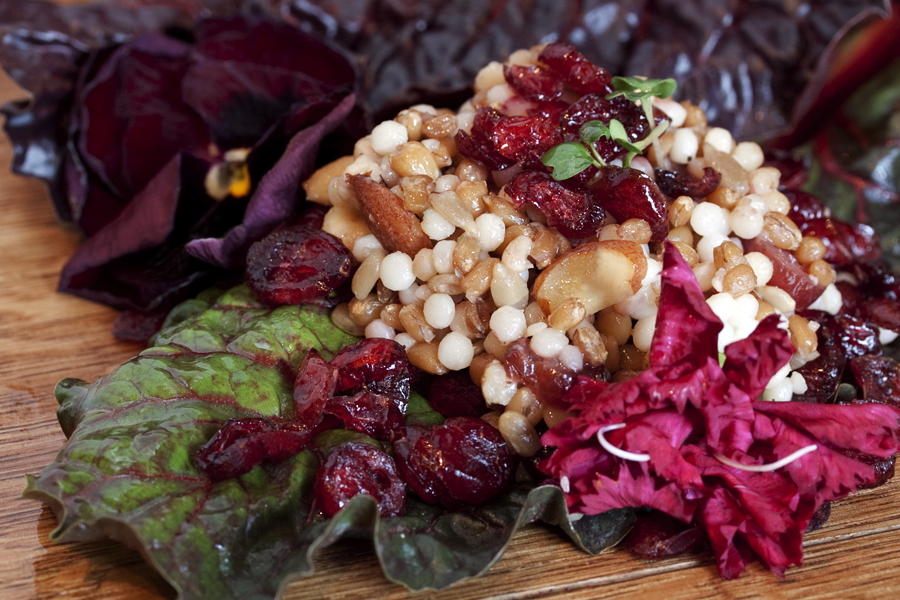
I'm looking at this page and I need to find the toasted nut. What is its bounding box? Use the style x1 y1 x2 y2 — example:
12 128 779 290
572 327 608 367
788 314 818 357
808 259 835 287
348 174 432 257
722 264 757 296
303 156 354 205
795 236 826 264
533 240 648 316
422 113 458 139
391 142 442 179
399 304 435 343
669 196 693 227
498 411 541 456
399 175 433 215
672 241 699 267
406 342 449 374
380 303 404 330
461 257 498 300
713 240 744 271
706 185 739 210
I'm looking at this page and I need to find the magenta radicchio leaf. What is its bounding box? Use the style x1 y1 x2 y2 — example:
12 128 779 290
541 243 900 579
25 285 634 598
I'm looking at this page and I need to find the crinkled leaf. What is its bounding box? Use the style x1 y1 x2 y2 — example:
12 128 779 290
26 286 633 598
542 142 595 181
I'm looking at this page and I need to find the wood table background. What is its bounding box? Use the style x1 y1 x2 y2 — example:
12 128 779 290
1 52 899 600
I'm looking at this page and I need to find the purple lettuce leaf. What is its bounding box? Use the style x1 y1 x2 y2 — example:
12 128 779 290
25 286 633 598
285 0 888 140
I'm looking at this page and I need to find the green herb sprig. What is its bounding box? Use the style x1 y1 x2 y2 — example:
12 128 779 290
542 76 677 181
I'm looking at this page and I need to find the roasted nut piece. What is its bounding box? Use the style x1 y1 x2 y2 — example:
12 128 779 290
348 174 433 256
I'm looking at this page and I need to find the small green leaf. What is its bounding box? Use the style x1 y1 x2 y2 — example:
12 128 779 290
405 391 445 427
542 142 596 180
607 119 642 153
579 120 611 145
608 76 677 102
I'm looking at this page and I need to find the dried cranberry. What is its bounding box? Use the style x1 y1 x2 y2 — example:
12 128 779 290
503 63 564 102
504 339 608 406
849 355 900 407
537 42 612 95
654 167 721 199
743 234 824 310
835 280 865 316
429 371 488 418
294 349 337 425
790 317 846 404
454 107 516 171
492 114 563 168
847 450 896 489
825 313 882 359
864 297 900 332
785 189 828 224
246 225 352 306
625 511 707 559
393 417 513 508
505 169 605 238
196 418 318 481
855 263 900 300
330 338 412 408
796 218 882 266
561 95 650 162
324 391 407 441
314 442 406 517
590 166 669 242
297 204 327 229
528 100 569 122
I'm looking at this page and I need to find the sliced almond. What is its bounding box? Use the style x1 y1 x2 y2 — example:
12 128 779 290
348 174 433 257
533 240 647 316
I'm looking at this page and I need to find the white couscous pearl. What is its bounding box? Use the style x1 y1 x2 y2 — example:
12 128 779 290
432 240 457 274
490 305 527 343
352 234 384 262
690 202 731 237
412 248 437 281
365 319 395 340
502 235 533 273
707 292 738 322
729 205 765 239
482 361 517 406
763 378 793 402
380 252 415 291
526 321 548 337
370 120 408 156
744 251 774 287
731 141 765 171
421 208 456 240
703 127 735 154
475 213 506 251
398 283 418 306
434 174 460 193
424 293 456 329
669 128 699 164
438 332 475 370
791 371 808 395
558 344 584 371
632 314 657 353
808 283 843 315
696 234 730 264
530 327 568 358
394 333 416 350
653 98 686 128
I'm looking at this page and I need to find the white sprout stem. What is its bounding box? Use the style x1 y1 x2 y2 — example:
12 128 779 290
597 423 650 462
714 445 818 472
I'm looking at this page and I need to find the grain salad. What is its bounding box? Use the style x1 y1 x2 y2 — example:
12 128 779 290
299 43 888 459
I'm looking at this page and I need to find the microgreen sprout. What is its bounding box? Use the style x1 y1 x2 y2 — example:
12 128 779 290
542 75 677 180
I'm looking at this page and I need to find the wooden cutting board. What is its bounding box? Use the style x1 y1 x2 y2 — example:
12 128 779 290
0 54 898 600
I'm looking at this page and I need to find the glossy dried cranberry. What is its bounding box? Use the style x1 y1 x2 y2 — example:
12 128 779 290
454 106 516 171
196 418 318 481
848 451 895 489
492 114 563 168
429 371 488 418
590 166 669 242
294 349 337 425
324 391 407 441
743 234 824 310
796 218 882 266
826 313 882 359
505 169 605 238
314 442 406 517
654 167 721 199
537 42 612 95
297 204 327 229
849 355 900 407
504 339 608 406
330 338 412 408
785 189 828 224
790 317 846 404
503 63 564 102
855 263 900 300
864 297 900 332
561 95 651 162
625 511 707 559
246 225 352 306
393 417 513 508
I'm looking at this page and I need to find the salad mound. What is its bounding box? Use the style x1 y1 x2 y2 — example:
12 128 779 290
22 39 900 598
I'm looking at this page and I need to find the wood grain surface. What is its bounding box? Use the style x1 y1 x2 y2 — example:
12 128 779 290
0 52 899 600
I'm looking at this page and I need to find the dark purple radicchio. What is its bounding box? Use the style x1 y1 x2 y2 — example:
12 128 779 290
541 242 900 579
2 12 359 312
